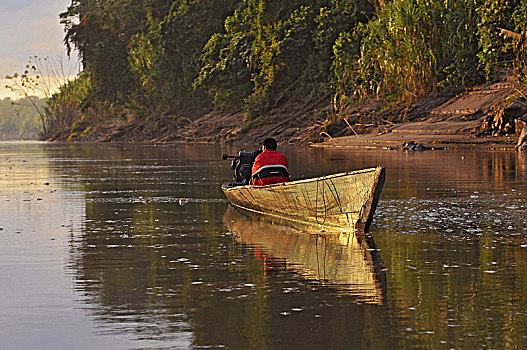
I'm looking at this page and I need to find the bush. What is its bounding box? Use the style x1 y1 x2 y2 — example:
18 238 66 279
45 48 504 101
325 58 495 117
333 0 481 105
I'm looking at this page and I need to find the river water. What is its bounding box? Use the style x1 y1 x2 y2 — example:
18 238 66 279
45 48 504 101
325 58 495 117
1 142 526 349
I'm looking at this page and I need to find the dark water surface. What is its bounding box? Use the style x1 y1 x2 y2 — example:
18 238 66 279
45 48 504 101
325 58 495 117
1 142 526 349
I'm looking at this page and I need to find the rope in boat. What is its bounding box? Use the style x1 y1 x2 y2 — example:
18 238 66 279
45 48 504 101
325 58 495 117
315 177 345 225
327 179 343 213
313 172 372 226
315 177 327 225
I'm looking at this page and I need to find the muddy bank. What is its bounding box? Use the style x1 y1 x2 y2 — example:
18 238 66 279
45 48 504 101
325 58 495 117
47 80 527 150
47 96 331 146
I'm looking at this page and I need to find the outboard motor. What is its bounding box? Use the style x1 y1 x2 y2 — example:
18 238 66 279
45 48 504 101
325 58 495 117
222 149 261 185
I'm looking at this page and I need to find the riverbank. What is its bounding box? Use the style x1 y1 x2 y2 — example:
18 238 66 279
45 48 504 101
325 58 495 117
47 79 525 150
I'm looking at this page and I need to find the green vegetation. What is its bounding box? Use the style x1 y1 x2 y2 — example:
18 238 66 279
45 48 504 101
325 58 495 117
195 0 374 120
334 0 481 104
0 97 46 139
23 0 527 137
477 0 527 77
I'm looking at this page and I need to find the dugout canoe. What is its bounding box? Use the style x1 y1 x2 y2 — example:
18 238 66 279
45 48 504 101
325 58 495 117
223 206 386 304
221 166 385 231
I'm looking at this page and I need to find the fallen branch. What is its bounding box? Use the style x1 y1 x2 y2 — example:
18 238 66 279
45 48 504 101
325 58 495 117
320 131 333 140
343 118 360 137
497 27 522 40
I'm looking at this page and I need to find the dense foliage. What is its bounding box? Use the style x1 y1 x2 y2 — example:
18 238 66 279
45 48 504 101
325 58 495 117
477 0 527 80
334 0 481 104
40 0 527 135
195 0 374 119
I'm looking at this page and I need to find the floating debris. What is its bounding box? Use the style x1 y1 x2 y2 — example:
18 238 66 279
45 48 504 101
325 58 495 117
402 140 430 151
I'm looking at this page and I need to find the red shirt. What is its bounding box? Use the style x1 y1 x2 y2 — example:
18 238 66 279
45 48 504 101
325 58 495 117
251 150 290 186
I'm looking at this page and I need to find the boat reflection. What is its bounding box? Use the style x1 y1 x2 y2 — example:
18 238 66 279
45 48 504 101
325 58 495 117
223 206 386 305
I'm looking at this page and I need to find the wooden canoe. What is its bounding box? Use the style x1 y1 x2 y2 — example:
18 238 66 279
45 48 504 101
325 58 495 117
223 206 386 304
222 166 385 231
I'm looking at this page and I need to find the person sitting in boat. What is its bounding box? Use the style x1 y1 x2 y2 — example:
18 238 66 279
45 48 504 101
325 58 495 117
251 137 290 186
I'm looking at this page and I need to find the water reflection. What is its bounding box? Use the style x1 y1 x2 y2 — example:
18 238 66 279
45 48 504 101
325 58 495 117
53 144 527 349
59 144 228 348
223 206 386 304
53 143 392 349
3 142 527 349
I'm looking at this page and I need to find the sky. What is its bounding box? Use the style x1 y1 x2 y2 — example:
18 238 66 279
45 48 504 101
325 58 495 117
0 0 79 99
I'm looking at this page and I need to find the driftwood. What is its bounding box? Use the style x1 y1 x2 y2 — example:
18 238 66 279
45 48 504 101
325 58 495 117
492 98 527 133
498 27 522 40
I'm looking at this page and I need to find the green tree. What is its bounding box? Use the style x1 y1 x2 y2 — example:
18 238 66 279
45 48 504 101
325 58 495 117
61 0 146 103
52 0 527 137
195 0 375 120
128 0 239 115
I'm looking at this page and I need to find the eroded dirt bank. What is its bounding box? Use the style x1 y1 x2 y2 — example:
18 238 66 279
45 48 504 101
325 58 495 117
47 80 527 150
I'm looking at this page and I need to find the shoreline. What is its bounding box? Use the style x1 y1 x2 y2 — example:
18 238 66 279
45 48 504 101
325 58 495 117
47 109 521 151
46 121 520 151
309 130 518 151
44 79 525 151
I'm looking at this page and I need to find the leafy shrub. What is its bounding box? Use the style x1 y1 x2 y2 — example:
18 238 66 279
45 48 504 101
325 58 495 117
333 0 481 105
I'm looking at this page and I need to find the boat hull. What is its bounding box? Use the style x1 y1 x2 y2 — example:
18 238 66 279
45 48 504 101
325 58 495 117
222 166 385 231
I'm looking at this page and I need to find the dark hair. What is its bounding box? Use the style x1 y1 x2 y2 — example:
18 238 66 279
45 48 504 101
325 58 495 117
262 137 277 150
